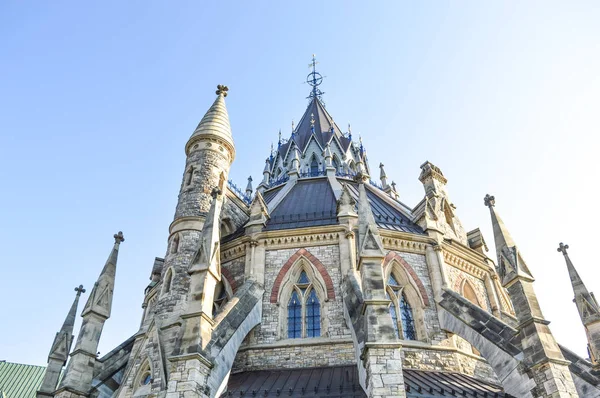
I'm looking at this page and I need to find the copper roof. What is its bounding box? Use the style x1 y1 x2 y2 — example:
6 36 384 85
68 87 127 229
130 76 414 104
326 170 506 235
0 361 46 398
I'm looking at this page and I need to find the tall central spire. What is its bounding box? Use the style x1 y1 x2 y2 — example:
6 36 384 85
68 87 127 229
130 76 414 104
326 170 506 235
306 54 325 104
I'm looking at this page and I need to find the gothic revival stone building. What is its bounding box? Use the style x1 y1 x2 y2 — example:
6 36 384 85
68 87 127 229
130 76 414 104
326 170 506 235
35 63 600 398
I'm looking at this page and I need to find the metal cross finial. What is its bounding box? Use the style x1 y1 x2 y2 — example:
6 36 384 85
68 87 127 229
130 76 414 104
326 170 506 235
391 181 397 190
557 242 570 255
484 194 495 208
114 231 125 244
306 55 325 103
379 163 384 169
74 285 86 295
216 85 229 97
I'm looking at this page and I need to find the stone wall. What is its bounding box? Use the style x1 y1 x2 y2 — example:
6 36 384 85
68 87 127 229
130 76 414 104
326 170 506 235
222 255 245 293
232 340 356 372
445 264 491 311
402 347 498 384
257 245 350 343
175 146 231 220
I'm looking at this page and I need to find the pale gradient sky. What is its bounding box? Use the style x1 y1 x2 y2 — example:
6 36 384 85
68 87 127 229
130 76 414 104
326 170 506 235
1 1 599 366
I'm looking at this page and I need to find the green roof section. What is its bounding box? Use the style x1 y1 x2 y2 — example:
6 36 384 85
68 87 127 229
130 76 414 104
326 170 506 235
0 361 46 398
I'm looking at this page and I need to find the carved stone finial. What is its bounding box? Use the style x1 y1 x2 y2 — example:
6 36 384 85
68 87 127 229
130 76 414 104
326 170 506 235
74 285 86 295
484 194 495 208
310 113 315 127
211 187 222 198
216 85 229 97
114 231 125 244
557 242 570 255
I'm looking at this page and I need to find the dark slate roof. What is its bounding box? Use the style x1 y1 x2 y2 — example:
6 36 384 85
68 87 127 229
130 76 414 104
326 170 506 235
403 369 511 397
342 181 425 234
265 179 337 231
223 366 511 398
0 361 45 398
277 98 351 161
223 365 365 397
263 185 284 204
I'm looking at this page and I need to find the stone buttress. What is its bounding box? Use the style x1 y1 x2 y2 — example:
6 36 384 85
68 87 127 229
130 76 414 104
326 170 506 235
55 232 124 398
485 195 578 397
36 286 85 397
558 243 600 369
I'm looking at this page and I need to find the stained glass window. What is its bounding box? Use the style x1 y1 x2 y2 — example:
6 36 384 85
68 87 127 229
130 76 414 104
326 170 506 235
298 271 310 284
287 269 322 339
306 289 321 337
400 293 416 340
386 272 417 341
386 292 400 338
288 290 302 338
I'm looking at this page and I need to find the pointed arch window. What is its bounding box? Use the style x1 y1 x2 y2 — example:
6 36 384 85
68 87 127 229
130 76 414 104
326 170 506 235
332 156 340 173
163 268 173 295
212 277 233 317
287 271 321 338
185 166 194 186
171 234 180 254
386 274 416 340
310 156 319 176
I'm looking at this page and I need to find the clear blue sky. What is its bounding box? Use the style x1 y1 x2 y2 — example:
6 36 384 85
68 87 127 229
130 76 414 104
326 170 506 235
1 1 599 365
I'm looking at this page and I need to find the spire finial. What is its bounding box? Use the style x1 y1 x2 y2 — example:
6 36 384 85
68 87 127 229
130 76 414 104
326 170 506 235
291 119 295 132
216 85 229 97
484 194 495 208
557 242 570 255
347 123 352 140
113 231 124 244
75 285 86 295
306 55 325 103
310 113 315 127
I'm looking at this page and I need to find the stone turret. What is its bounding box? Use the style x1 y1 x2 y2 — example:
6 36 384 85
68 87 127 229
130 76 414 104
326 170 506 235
37 285 85 397
174 85 235 224
56 232 124 397
557 243 600 368
485 195 577 397
159 86 235 318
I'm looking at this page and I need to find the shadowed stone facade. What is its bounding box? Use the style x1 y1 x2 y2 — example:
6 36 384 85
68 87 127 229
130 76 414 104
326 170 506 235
35 62 600 398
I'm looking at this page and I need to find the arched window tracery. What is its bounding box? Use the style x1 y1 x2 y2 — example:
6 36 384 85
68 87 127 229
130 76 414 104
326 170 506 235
285 270 322 339
212 276 233 318
386 274 416 340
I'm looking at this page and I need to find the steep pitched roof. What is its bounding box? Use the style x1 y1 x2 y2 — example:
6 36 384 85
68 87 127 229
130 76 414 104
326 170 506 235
265 179 337 230
0 361 45 398
343 181 424 234
277 98 351 160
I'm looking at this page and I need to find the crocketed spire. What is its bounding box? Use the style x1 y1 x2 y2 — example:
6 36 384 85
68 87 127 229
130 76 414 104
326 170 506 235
484 194 533 285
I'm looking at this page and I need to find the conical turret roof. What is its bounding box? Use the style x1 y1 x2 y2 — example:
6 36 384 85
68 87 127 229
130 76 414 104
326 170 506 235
187 85 234 157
